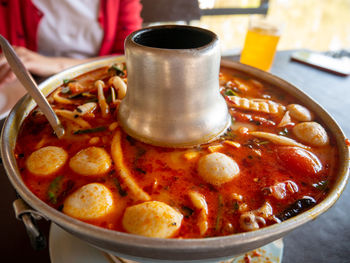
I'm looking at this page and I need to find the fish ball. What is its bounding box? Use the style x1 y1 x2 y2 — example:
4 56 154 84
122 201 183 238
198 152 240 186
293 122 329 146
287 104 313 121
63 183 114 220
26 146 68 176
69 147 111 175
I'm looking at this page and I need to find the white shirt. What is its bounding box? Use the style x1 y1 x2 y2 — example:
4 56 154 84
32 0 104 59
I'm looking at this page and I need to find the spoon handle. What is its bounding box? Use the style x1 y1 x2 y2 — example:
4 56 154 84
0 35 65 138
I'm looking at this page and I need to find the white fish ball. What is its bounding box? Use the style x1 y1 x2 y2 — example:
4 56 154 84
69 147 111 175
197 152 240 186
26 146 68 176
293 122 329 146
122 201 183 238
63 183 114 220
287 104 313 121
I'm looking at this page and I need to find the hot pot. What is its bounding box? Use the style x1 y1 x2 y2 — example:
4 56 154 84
1 55 349 262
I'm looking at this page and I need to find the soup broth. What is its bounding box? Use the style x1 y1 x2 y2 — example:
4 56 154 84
15 63 338 238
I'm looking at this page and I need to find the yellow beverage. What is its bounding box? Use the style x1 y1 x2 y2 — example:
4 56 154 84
240 23 280 71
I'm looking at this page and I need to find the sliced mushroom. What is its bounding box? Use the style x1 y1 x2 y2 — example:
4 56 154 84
109 76 127 99
95 80 109 118
250 131 308 148
74 102 97 116
55 109 91 128
188 191 209 235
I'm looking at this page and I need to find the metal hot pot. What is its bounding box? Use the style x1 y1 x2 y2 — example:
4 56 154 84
1 26 349 262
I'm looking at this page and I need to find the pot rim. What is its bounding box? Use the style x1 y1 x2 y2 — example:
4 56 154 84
1 56 349 259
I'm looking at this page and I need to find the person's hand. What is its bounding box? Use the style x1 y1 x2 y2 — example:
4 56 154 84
0 46 90 88
0 48 17 87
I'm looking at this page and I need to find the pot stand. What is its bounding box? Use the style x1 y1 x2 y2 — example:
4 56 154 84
49 223 284 263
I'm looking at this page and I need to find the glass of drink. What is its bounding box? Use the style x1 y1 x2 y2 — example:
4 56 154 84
240 17 281 71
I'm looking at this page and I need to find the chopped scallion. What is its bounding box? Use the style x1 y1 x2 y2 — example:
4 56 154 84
221 130 236 140
47 176 64 204
231 116 235 124
312 180 329 191
108 64 125 77
224 89 238 96
215 194 224 232
257 140 270 145
233 201 239 212
73 126 106 135
68 93 84 99
61 86 71 94
278 128 289 136
114 178 127 197
182 206 194 218
63 79 76 85
106 94 113 104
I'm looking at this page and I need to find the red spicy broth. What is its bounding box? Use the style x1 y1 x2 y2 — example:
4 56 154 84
15 63 338 238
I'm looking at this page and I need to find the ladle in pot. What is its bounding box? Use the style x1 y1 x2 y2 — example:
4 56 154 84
0 35 65 138
119 25 231 147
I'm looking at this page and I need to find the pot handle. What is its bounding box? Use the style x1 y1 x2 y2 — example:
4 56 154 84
13 198 48 250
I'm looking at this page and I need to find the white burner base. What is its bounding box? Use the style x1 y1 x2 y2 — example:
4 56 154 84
49 223 283 263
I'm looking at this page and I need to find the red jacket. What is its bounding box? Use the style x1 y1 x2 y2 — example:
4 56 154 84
0 0 142 55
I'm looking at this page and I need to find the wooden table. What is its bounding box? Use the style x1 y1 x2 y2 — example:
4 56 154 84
0 50 349 262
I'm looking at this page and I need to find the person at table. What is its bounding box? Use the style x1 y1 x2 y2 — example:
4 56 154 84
0 0 142 88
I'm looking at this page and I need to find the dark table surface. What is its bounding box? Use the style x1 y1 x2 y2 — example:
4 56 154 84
0 50 349 262
271 52 350 263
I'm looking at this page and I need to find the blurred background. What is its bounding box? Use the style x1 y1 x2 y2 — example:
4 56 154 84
141 0 350 55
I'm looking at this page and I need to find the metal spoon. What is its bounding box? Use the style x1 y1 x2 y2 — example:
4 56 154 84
0 35 65 138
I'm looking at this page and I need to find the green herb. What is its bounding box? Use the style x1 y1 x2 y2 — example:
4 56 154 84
61 86 71 94
73 126 106 135
132 148 147 174
278 128 289 136
250 119 261 126
106 93 113 104
63 79 76 85
233 201 239 212
81 92 96 98
221 130 236 140
136 148 146 158
108 64 125 77
126 135 135 145
215 194 224 232
113 178 127 197
86 98 98 103
182 206 194 217
231 116 235 125
312 180 329 191
135 167 147 174
224 89 238 96
68 93 84 99
256 140 270 146
47 176 64 204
